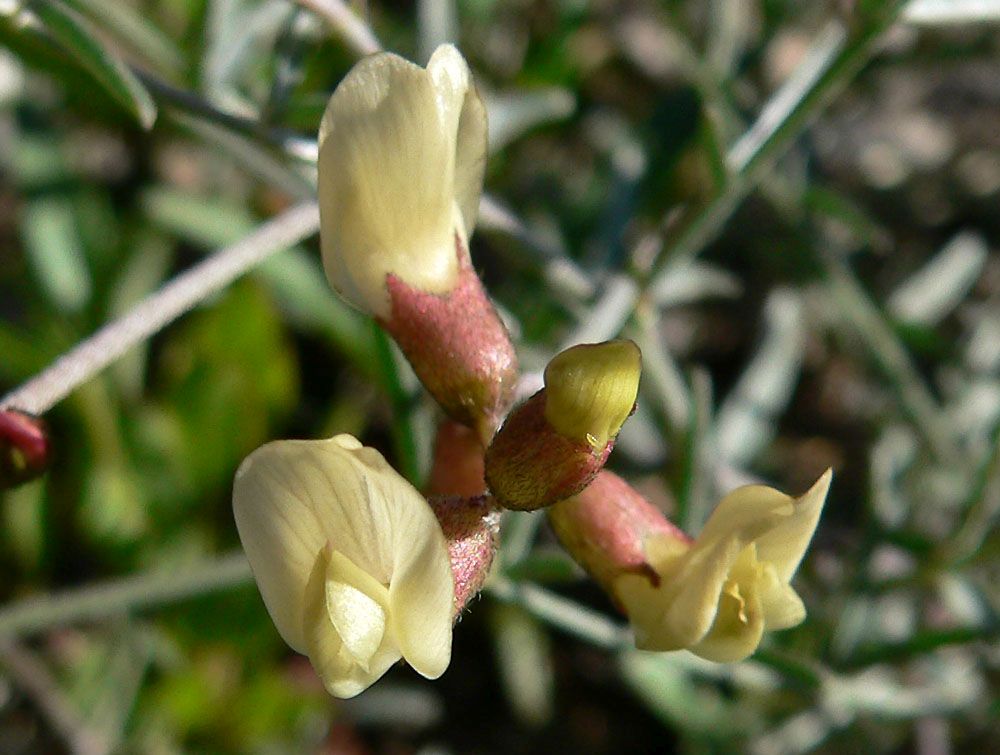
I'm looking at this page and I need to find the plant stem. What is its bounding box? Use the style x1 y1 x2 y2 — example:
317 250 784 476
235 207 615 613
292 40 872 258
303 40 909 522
133 69 318 162
293 0 381 56
0 552 252 638
0 203 319 416
0 640 112 755
486 576 631 651
821 255 959 463
643 5 907 287
938 425 1000 564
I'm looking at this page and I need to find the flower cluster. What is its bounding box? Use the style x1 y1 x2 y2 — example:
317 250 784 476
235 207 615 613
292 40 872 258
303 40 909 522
232 45 832 698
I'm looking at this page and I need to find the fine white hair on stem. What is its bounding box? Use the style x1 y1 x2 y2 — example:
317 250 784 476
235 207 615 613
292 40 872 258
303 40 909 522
0 202 319 416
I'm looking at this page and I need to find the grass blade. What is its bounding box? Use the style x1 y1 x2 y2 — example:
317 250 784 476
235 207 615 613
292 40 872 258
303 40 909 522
27 0 157 129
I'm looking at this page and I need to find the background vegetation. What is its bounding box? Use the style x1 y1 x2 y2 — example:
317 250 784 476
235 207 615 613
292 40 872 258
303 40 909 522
1 0 999 752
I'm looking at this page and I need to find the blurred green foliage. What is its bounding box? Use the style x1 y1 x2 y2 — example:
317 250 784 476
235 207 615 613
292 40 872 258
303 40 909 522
1 0 999 753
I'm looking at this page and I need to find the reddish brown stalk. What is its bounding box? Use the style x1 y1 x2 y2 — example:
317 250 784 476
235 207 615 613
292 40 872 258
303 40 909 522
379 235 518 444
426 420 487 498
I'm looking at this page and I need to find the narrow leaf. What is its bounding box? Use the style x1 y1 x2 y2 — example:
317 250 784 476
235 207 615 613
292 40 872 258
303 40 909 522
28 0 157 129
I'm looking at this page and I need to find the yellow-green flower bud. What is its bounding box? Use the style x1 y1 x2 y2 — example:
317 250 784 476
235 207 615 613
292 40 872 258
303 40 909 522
484 340 641 511
543 340 641 450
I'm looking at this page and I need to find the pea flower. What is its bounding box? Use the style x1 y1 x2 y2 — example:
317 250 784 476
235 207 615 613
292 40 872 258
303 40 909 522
232 435 454 698
318 45 517 439
614 471 832 662
551 469 831 662
485 340 641 510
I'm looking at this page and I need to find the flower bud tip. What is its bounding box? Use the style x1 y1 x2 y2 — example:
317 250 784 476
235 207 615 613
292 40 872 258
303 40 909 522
544 340 641 450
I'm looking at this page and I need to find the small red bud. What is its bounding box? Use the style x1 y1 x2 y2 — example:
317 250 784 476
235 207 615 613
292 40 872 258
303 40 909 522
0 409 52 489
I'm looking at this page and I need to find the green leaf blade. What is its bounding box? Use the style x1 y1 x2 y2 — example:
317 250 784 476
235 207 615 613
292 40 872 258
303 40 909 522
29 0 157 129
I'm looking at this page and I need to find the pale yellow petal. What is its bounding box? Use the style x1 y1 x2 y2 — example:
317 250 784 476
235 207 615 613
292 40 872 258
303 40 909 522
616 529 747 651
615 573 680 651
234 434 455 695
233 436 447 649
303 550 401 698
328 436 454 679
425 45 486 237
271 436 394 581
760 578 806 631
232 441 330 652
386 496 454 679
753 469 832 582
613 476 827 661
318 52 459 316
426 44 470 140
687 574 765 663
617 487 784 653
454 86 487 238
729 553 806 631
323 547 392 670
615 484 809 652
696 484 796 546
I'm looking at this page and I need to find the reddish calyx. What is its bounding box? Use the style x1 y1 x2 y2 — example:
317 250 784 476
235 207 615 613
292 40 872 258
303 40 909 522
484 390 615 511
429 495 500 617
548 470 691 601
379 235 518 444
426 420 487 498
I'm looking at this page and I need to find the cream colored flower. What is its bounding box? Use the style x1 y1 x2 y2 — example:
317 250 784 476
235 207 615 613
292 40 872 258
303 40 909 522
615 470 831 662
318 45 487 318
232 435 454 698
